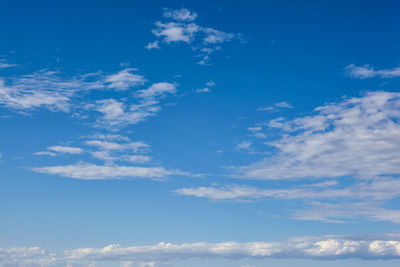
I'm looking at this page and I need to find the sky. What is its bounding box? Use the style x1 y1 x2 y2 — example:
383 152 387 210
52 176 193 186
1 0 400 266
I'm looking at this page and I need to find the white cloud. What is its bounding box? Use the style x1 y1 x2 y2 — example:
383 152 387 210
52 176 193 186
235 91 400 180
237 141 252 150
150 8 239 65
6 233 400 265
163 8 197 21
104 68 146 90
196 80 215 93
85 140 148 152
152 21 200 43
47 146 84 155
258 101 294 112
175 178 400 224
136 82 176 98
94 82 176 127
0 60 16 69
195 87 210 93
176 177 400 201
121 155 151 163
33 151 57 157
32 163 175 180
345 64 400 79
145 40 160 50
202 28 234 44
0 68 146 113
63 233 400 261
0 246 58 266
206 80 216 87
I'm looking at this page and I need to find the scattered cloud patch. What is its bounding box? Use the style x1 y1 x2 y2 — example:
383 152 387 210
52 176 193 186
145 40 160 50
258 101 294 112
93 82 176 128
0 60 16 69
196 80 215 93
32 136 189 180
235 91 400 180
163 8 197 22
149 8 240 65
345 64 400 79
236 140 252 150
104 68 147 91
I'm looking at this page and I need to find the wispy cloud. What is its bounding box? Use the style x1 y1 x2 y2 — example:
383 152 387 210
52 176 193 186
345 64 400 79
234 91 400 180
0 59 17 69
94 82 177 128
0 68 146 113
145 40 160 50
163 8 197 22
257 101 294 112
195 80 215 93
176 177 400 223
32 135 188 180
47 146 84 155
104 68 147 90
33 163 174 180
148 8 240 65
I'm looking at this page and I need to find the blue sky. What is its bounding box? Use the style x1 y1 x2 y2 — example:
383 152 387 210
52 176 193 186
1 0 400 266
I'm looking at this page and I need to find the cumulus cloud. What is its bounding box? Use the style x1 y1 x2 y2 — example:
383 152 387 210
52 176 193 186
235 91 400 180
63 233 400 262
345 64 400 79
5 233 400 265
0 246 58 266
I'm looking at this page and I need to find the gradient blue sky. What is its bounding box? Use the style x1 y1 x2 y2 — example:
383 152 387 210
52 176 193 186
1 0 400 266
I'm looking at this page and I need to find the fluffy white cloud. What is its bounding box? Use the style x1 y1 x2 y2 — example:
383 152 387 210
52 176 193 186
0 246 58 266
345 64 400 79
5 233 400 265
163 8 197 21
104 68 146 90
235 91 400 180
63 234 400 262
94 82 176 128
152 21 200 43
149 8 239 65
